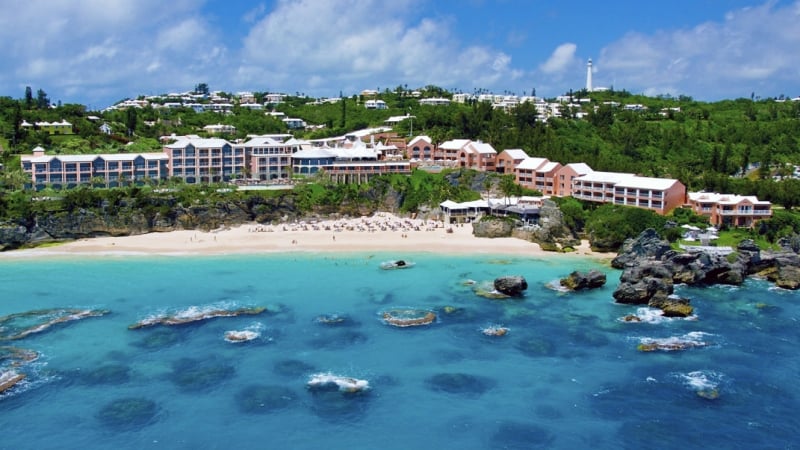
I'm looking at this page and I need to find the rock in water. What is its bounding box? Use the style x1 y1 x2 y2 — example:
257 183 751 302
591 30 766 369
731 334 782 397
560 270 607 290
493 276 528 297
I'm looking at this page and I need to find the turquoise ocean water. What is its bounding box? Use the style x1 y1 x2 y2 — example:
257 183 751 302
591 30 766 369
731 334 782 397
0 251 798 449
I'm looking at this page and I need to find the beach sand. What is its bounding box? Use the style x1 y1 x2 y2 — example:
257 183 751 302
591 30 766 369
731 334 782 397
4 212 612 258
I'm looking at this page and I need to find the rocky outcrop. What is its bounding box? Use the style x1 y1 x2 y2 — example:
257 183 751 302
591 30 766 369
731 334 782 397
529 200 581 251
560 270 607 291
0 193 305 251
612 230 800 304
472 217 514 238
494 276 528 297
648 296 694 318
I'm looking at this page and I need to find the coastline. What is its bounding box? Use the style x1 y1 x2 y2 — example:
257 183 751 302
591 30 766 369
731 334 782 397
0 212 615 260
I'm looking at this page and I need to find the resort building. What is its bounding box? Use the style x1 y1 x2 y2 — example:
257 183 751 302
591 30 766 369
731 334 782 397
407 136 435 160
687 192 773 227
572 171 686 214
514 157 562 195
21 146 168 189
495 149 529 174
240 136 302 181
437 139 471 162
458 141 497 171
163 137 246 183
291 140 410 183
553 163 593 196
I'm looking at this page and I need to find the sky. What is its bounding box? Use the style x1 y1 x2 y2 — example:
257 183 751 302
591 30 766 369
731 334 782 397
1 0 798 109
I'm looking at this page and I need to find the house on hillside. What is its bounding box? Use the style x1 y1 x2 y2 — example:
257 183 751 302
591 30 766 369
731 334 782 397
553 163 593 196
459 141 497 171
687 192 772 227
364 99 387 110
407 136 434 160
35 120 73 135
495 149 528 174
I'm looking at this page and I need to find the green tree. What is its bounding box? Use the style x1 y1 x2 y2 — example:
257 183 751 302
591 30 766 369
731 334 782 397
24 86 33 109
36 89 49 109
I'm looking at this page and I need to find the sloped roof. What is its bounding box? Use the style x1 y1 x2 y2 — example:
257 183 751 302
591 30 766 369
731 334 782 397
499 149 528 160
407 135 433 147
516 157 548 170
563 163 593 175
439 139 471 150
468 141 497 155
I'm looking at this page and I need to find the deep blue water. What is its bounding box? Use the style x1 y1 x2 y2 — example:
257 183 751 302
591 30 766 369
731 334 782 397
0 252 798 450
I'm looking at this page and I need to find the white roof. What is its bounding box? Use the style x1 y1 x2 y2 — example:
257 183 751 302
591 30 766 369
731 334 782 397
407 135 432 146
539 161 561 172
563 163 593 175
614 176 680 191
468 142 497 155
291 148 336 159
22 153 167 163
164 137 231 149
439 139 471 150
500 149 528 160
574 171 636 183
440 199 489 209
516 157 548 170
688 192 770 205
242 136 284 146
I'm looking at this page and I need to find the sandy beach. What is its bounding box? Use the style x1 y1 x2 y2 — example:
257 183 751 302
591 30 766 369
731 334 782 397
3 212 612 258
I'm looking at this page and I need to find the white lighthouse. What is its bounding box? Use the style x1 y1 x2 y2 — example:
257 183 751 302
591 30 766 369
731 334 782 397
586 59 593 92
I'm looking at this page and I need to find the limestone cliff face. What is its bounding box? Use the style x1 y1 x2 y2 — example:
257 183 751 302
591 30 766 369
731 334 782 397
0 195 300 251
472 217 514 238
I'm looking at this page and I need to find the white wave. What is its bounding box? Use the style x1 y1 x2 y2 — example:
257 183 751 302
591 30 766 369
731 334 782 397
307 372 369 393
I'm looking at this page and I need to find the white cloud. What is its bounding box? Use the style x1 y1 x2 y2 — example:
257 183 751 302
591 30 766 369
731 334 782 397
539 43 579 74
598 1 800 98
238 0 523 95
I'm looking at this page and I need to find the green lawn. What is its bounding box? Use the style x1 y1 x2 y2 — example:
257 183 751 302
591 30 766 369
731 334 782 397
676 229 778 250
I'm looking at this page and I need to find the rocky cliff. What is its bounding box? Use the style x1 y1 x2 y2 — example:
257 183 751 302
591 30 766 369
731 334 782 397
612 229 800 305
0 194 303 251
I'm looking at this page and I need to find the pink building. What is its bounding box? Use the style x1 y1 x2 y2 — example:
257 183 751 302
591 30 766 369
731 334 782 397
406 136 434 160
553 163 593 196
437 139 471 162
458 141 497 171
687 192 772 227
495 149 528 174
572 171 686 215
240 136 301 181
163 137 246 183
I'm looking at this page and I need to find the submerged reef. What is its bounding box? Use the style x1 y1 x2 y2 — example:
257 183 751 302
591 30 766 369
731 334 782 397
129 305 266 329
0 308 109 341
97 397 159 431
381 308 436 327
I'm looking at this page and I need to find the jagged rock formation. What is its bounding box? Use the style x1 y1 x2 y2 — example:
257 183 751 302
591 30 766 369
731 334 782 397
612 230 800 306
494 276 528 297
560 270 607 291
530 200 580 251
472 217 514 238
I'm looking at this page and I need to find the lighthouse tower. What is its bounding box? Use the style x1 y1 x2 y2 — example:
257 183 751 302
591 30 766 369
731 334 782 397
586 59 593 92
